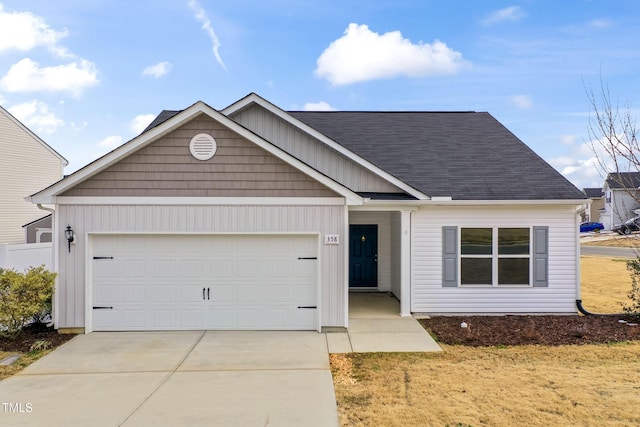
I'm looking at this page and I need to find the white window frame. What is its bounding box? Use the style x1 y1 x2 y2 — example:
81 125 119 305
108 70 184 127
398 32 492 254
460 227 531 287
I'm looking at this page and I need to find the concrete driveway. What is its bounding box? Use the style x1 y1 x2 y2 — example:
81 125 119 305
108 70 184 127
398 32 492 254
0 331 338 426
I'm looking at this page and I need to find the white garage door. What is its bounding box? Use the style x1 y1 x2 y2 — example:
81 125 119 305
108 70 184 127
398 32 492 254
91 234 318 331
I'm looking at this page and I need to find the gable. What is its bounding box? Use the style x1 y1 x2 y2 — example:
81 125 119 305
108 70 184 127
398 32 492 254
62 113 338 198
229 103 412 196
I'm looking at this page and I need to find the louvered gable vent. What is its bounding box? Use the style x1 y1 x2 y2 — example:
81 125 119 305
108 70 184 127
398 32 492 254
189 133 217 160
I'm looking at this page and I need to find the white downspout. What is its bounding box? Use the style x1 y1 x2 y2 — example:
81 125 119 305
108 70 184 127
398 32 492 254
37 204 57 328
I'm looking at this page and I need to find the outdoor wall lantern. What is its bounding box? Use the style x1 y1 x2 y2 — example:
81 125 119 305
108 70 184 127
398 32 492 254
65 225 74 253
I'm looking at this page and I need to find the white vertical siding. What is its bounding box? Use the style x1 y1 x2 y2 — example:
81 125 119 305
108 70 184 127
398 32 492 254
412 205 579 314
349 211 392 291
0 111 64 243
56 204 346 329
232 105 402 193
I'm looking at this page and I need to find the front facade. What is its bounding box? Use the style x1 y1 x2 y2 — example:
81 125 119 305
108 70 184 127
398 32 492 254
0 106 67 243
30 94 586 333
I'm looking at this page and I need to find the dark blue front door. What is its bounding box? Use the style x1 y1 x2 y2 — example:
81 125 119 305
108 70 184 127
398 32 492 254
349 225 378 288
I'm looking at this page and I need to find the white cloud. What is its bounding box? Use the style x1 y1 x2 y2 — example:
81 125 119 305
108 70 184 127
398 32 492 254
508 94 533 109
131 114 155 134
142 61 173 78
8 100 63 134
0 58 99 96
303 101 336 111
482 6 526 26
188 0 227 71
98 135 122 150
560 134 577 145
315 23 467 86
0 4 70 57
589 19 612 29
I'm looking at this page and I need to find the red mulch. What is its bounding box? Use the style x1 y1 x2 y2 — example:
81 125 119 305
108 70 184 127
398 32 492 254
0 324 75 353
419 314 640 346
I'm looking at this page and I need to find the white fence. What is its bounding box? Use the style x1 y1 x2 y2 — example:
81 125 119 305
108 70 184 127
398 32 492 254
0 242 53 271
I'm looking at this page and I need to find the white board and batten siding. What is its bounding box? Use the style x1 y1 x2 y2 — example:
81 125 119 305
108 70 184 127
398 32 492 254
412 205 579 314
55 203 346 331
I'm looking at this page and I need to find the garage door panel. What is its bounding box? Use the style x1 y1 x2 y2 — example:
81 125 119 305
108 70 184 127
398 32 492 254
92 234 318 331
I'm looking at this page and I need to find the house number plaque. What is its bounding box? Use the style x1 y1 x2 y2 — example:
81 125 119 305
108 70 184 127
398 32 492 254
324 234 339 245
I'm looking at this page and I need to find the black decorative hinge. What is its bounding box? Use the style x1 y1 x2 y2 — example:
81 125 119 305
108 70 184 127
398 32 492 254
92 306 114 310
297 306 317 309
297 257 317 260
93 256 114 260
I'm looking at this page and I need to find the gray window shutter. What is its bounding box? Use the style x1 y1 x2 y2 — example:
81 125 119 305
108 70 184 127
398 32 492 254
442 226 458 287
532 226 548 287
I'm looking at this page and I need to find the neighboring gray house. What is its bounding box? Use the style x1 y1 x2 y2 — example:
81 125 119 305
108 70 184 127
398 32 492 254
0 105 67 243
28 93 586 334
600 172 640 230
582 187 604 223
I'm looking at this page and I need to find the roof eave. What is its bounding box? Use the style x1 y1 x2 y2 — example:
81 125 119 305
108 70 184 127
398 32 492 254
29 100 363 206
358 198 588 207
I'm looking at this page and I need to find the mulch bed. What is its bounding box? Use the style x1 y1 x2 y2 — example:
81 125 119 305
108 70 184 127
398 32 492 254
0 324 75 353
420 314 640 346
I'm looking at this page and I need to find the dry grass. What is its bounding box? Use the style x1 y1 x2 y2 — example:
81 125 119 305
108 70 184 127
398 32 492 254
581 256 632 313
0 350 53 381
332 343 640 427
332 256 640 426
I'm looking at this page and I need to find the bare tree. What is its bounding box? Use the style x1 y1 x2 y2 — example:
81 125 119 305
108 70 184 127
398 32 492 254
587 78 640 230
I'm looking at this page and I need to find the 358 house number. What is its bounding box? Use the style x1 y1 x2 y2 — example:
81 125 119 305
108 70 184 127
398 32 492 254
324 234 339 245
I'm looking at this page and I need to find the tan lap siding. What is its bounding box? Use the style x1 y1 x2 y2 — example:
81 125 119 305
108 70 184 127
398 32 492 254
412 205 579 314
62 114 337 198
56 204 346 329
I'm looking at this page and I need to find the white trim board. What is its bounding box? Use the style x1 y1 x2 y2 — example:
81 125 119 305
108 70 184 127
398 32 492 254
54 197 347 206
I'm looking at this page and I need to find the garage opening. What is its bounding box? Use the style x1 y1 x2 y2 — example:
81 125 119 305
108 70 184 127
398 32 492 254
90 234 318 331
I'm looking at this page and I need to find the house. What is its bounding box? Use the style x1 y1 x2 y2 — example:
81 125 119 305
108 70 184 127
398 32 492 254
582 187 604 223
28 93 586 334
0 105 67 243
600 172 640 230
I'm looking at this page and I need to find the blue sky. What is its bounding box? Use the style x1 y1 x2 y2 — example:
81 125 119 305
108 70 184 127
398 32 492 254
1 1 639 190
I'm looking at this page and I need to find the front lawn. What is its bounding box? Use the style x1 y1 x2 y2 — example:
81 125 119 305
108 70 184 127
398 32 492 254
332 256 640 426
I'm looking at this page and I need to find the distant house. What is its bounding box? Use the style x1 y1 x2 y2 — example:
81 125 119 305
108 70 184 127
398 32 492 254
0 106 67 243
600 172 640 230
28 93 586 334
582 187 605 223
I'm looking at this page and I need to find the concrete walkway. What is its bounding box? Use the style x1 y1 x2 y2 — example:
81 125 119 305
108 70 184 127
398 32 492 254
326 292 442 353
0 331 338 426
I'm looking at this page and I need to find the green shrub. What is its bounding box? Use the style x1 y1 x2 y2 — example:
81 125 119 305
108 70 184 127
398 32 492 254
623 259 640 317
0 266 56 337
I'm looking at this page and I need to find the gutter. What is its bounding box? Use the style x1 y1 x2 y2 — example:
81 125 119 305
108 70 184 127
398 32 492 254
361 198 588 207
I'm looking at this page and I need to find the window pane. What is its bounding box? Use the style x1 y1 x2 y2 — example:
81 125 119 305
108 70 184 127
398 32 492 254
461 258 492 285
498 228 529 255
498 258 529 285
461 228 492 255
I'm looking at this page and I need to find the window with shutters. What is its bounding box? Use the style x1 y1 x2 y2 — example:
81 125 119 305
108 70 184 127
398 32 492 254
458 227 531 286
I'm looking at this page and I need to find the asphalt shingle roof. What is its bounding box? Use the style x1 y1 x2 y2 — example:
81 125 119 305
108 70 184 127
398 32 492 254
605 172 640 189
289 111 586 201
583 187 604 198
